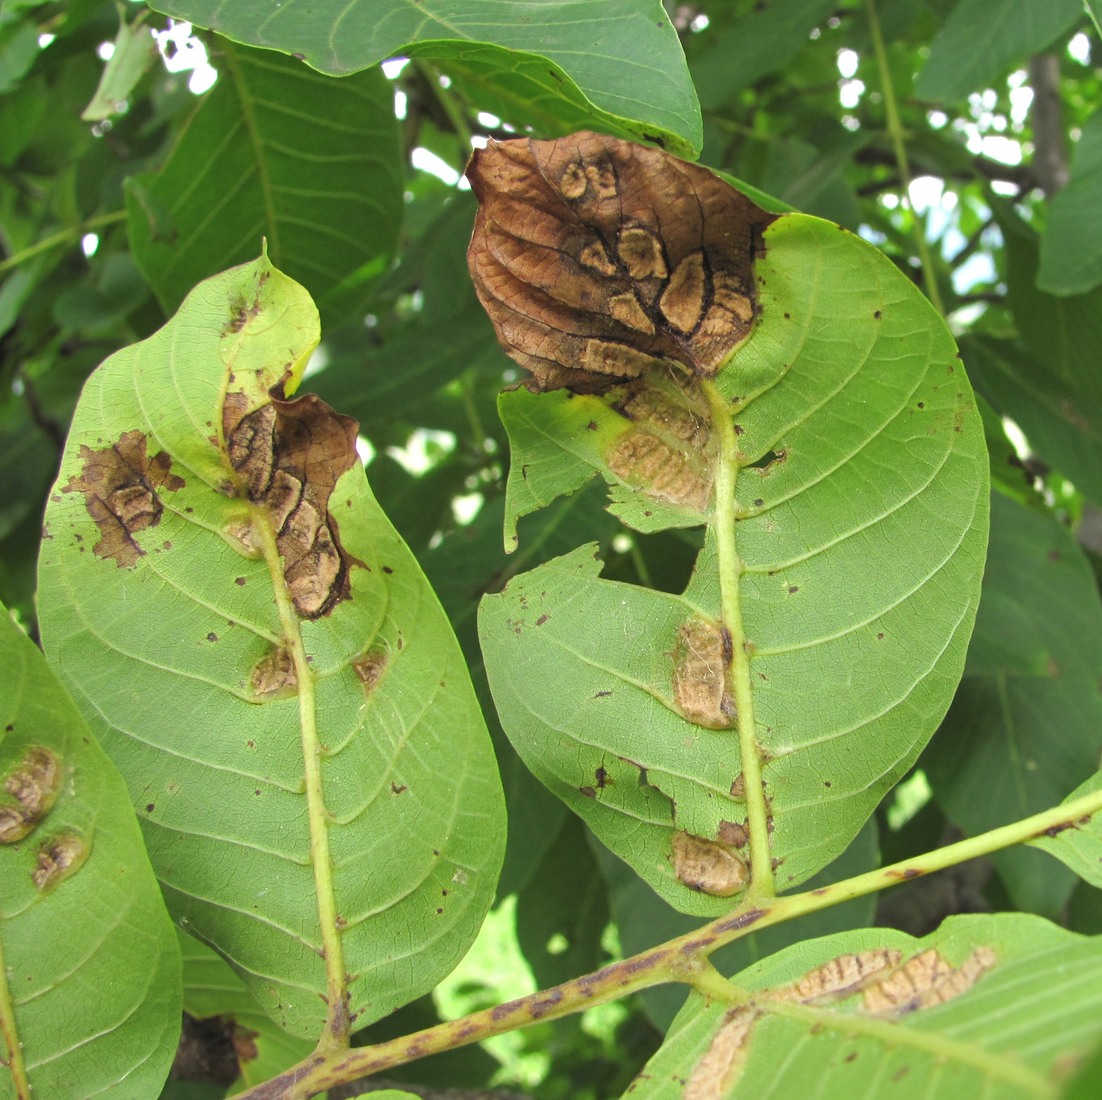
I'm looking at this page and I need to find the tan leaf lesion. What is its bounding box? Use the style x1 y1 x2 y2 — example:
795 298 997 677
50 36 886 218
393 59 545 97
249 644 298 701
672 616 735 729
604 375 717 513
608 432 712 513
671 831 747 897
32 829 89 890
861 945 998 1017
352 649 389 694
684 1006 757 1100
0 746 62 844
681 944 1000 1098
62 430 186 568
223 387 362 620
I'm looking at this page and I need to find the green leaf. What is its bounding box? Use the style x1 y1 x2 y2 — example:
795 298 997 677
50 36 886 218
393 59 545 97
1003 213 1102 398
311 196 505 427
1039 107 1102 295
80 7 156 123
1029 772 1102 889
629 914 1102 1099
0 603 181 1098
126 40 402 325
36 252 505 1038
691 0 838 110
1061 1036 1102 1100
515 815 609 989
962 335 1102 505
915 0 1083 103
147 0 702 155
481 213 989 914
926 493 1102 916
177 930 314 1092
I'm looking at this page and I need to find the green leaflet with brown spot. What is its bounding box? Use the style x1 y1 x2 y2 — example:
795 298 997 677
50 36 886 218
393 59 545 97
476 135 989 915
628 915 1102 1100
37 252 505 1037
0 602 181 1097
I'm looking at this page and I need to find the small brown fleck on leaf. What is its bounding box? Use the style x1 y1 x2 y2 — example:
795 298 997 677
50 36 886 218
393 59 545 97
730 774 746 799
33 830 89 890
223 387 362 619
62 430 185 568
466 132 776 393
671 831 746 897
674 617 735 728
0 747 62 844
250 644 298 701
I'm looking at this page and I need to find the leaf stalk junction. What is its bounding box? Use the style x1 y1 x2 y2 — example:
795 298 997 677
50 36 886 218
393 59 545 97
233 786 1102 1099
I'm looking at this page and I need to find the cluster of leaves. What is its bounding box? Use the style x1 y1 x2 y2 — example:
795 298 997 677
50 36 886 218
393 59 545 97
2 1 1102 1099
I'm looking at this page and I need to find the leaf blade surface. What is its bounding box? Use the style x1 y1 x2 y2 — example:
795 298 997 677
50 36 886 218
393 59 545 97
0 604 181 1099
37 253 505 1037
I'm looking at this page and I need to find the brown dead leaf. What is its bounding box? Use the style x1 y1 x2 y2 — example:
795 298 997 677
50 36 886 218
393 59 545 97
223 387 361 620
466 132 776 392
62 430 186 567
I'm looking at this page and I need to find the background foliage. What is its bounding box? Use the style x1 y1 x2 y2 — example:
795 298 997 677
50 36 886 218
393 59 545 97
2 0 1102 1096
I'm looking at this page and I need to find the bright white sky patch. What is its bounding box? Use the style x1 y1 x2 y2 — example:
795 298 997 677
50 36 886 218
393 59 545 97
411 147 461 186
154 22 218 93
1068 32 1091 64
387 428 456 475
